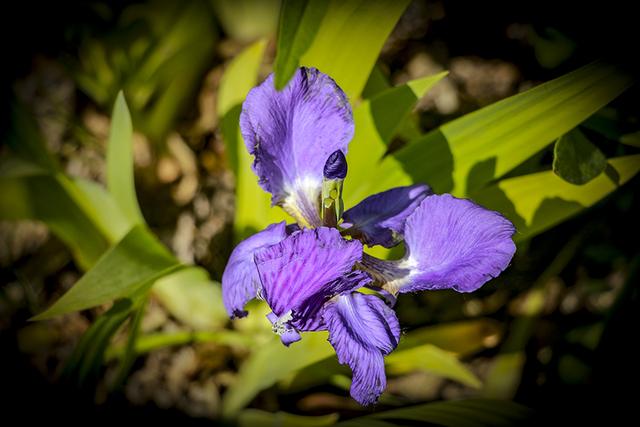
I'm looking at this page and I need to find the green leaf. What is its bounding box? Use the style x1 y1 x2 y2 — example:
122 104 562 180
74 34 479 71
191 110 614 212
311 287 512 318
397 319 503 355
299 0 411 100
74 178 135 242
284 319 500 393
553 129 606 185
218 41 289 238
211 0 280 42
386 344 482 388
351 61 633 201
32 225 181 320
106 91 144 225
273 0 329 89
621 131 640 147
217 39 268 118
346 72 448 205
152 267 228 330
337 399 533 427
473 154 640 241
0 174 110 269
238 409 339 427
361 64 392 99
111 297 148 390
482 351 526 400
106 330 253 360
222 332 334 417
63 299 135 387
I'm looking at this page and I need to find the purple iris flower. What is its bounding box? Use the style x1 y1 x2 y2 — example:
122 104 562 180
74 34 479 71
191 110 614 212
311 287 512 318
222 67 516 405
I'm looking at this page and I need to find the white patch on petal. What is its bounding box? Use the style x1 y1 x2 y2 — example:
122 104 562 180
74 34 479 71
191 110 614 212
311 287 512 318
283 175 322 227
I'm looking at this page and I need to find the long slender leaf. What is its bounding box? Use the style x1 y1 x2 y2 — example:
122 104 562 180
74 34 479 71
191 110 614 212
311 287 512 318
111 297 148 390
238 409 338 427
218 40 289 238
211 0 280 42
32 225 181 320
346 72 448 205
106 330 253 360
273 0 329 89
106 91 144 225
0 175 110 268
299 0 410 100
222 332 334 417
285 319 500 395
386 344 482 389
472 154 640 241
73 178 134 242
217 39 268 119
152 267 228 330
63 299 135 387
337 399 534 427
353 62 633 201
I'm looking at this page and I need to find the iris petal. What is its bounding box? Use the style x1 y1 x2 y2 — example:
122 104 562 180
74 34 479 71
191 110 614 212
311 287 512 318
322 292 400 405
221 222 287 318
342 184 432 247
360 194 516 294
240 67 354 227
254 227 367 331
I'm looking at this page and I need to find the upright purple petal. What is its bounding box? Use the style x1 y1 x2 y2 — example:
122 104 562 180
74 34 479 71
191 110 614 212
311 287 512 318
360 194 516 294
254 227 367 332
240 67 354 227
221 222 287 318
322 292 400 405
342 184 432 247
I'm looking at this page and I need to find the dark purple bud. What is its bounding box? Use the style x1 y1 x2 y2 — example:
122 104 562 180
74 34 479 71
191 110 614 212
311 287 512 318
323 150 348 180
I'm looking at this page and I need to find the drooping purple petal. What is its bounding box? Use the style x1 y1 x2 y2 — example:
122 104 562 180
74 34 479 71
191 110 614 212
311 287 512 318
240 67 354 227
360 194 516 294
322 292 400 406
342 184 432 248
221 222 287 318
254 227 367 332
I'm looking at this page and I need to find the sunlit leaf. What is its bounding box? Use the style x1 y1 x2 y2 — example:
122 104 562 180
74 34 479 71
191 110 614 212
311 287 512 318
285 319 500 393
211 0 280 42
152 267 228 330
346 72 448 205
273 0 329 89
106 91 144 225
386 344 482 389
553 129 606 185
337 399 534 427
353 61 633 200
299 0 410 100
74 178 134 242
238 409 338 427
222 332 334 417
473 154 640 241
398 319 503 355
217 39 268 119
218 41 289 238
32 225 181 320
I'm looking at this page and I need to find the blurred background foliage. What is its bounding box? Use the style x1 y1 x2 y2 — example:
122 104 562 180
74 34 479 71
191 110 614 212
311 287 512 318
1 0 639 425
